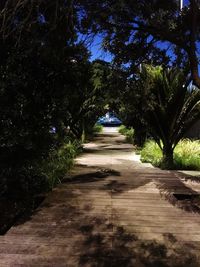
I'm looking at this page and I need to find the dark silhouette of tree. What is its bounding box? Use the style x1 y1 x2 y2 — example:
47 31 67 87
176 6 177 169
0 0 101 196
77 0 200 88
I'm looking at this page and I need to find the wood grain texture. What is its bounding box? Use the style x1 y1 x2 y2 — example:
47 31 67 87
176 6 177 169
0 127 200 267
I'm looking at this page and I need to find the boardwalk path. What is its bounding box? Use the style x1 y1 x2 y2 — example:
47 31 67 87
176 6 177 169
1 127 200 266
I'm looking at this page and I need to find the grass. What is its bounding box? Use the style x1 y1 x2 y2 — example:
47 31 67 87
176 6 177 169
118 125 134 144
93 123 103 133
85 123 103 141
0 140 82 234
140 141 162 167
140 139 200 170
174 139 200 170
39 140 82 189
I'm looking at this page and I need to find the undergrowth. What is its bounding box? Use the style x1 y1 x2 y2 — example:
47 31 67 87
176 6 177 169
93 123 103 133
140 139 200 170
118 125 134 144
39 140 82 189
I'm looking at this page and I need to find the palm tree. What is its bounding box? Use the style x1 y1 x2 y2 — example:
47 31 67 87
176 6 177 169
140 66 200 169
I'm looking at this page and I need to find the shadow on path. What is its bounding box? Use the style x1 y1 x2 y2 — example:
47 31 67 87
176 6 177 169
11 202 200 267
1 127 200 266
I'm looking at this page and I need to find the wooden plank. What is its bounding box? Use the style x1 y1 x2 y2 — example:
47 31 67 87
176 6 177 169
1 129 200 266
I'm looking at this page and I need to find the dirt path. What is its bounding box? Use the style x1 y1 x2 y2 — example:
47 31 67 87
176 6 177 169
0 127 200 266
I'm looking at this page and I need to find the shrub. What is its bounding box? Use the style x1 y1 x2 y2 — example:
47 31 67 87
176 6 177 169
140 141 162 167
93 123 103 133
174 139 200 170
39 140 82 190
0 139 82 198
119 125 135 144
140 139 200 170
1 163 49 199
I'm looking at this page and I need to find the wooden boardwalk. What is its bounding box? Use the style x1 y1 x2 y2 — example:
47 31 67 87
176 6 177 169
0 127 200 267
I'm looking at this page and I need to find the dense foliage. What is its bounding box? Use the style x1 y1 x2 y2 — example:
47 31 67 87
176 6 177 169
0 1 108 199
120 66 200 168
118 125 135 144
0 0 200 201
119 75 148 147
76 0 200 88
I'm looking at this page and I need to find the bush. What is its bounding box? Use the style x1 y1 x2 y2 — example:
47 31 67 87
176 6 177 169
140 141 162 167
119 125 135 144
140 139 200 170
0 163 49 199
174 139 200 170
39 140 82 190
0 139 82 198
93 123 103 133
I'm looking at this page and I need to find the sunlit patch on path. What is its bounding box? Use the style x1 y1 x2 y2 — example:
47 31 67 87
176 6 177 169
0 127 200 266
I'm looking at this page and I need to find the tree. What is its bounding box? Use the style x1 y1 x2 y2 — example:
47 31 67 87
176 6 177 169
91 59 128 116
1 1 200 86
139 66 200 168
119 77 148 147
0 0 98 195
77 0 200 88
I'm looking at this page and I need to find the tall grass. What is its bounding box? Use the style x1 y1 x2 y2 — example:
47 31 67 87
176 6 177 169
93 123 103 133
140 139 200 170
174 139 200 170
140 141 162 167
39 141 81 189
118 125 135 144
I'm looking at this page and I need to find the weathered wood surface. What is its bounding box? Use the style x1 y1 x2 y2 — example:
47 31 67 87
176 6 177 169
0 127 200 267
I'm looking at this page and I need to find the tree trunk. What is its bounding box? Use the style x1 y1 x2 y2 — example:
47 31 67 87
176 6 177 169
134 128 146 147
162 145 174 169
81 119 86 143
